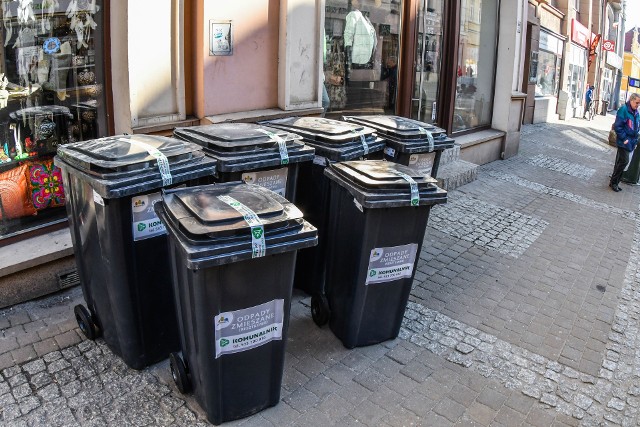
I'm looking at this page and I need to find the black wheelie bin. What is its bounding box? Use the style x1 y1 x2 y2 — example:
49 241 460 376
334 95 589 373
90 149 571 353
173 123 314 201
315 160 447 348
154 182 317 425
262 116 385 296
343 115 455 178
54 135 216 369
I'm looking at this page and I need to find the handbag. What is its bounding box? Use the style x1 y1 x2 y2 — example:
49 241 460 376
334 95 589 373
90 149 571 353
326 72 343 86
328 84 347 109
608 125 617 147
325 40 347 109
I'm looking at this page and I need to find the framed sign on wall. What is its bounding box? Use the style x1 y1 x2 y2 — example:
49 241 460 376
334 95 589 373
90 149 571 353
210 20 233 56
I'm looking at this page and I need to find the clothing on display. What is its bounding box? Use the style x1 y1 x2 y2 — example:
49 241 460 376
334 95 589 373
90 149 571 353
343 10 377 65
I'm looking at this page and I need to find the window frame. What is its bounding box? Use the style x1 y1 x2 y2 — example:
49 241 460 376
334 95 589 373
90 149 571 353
435 0 500 135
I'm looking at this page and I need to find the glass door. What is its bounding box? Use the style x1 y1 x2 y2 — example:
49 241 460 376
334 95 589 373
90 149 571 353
411 0 443 124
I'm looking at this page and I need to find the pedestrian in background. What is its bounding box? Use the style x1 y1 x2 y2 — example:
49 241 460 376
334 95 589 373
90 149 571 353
610 93 640 192
583 85 594 119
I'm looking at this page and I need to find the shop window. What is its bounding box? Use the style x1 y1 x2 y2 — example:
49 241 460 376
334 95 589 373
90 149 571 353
411 0 443 124
0 0 106 240
452 0 498 132
535 50 560 97
323 0 402 118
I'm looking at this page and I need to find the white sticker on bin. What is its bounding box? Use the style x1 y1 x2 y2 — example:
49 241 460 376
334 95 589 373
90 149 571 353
384 146 396 158
217 195 266 258
92 189 104 206
313 155 327 166
119 138 173 186
351 130 369 155
418 127 435 152
257 129 289 165
389 169 420 206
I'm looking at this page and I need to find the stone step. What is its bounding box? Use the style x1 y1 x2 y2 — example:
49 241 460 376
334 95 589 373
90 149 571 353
439 144 461 166
436 159 479 191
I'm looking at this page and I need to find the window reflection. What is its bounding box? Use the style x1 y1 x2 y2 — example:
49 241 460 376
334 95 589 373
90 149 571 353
324 0 402 117
411 0 443 124
453 0 497 132
535 51 560 97
0 0 105 239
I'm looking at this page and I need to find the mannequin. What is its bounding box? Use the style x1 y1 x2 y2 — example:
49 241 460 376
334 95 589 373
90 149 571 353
343 0 377 77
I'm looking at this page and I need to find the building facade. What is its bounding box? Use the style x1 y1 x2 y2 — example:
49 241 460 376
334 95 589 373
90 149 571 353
521 0 623 122
622 28 640 102
1 0 529 305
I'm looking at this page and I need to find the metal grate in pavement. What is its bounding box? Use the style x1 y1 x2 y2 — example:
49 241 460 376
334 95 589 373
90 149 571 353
57 269 80 290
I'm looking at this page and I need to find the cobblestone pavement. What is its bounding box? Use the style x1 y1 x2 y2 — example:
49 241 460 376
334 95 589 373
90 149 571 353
1 113 638 426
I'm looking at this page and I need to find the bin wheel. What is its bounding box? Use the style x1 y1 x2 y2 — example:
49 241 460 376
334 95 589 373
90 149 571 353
170 352 191 394
74 304 99 340
311 293 330 327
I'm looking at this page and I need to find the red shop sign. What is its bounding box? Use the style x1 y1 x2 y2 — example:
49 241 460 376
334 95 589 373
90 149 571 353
571 19 591 48
603 40 616 52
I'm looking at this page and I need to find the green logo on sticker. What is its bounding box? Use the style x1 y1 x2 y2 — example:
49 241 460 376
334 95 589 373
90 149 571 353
281 159 289 165
220 339 229 347
411 199 419 206
252 228 264 239
138 223 147 232
230 202 240 207
369 270 377 277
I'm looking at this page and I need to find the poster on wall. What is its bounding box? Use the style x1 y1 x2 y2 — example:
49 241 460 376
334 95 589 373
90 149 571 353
210 20 233 56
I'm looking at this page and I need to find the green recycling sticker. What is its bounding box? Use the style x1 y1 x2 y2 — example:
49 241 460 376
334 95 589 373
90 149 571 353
218 195 266 258
257 129 290 165
252 227 264 239
388 169 420 206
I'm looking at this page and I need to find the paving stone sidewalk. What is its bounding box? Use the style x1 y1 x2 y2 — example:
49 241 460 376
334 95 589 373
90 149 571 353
1 113 638 426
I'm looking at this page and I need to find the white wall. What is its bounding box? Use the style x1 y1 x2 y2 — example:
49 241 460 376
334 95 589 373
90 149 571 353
278 0 323 110
492 0 527 133
128 0 185 127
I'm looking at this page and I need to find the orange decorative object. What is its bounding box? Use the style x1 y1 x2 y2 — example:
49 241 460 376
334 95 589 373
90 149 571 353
0 164 38 220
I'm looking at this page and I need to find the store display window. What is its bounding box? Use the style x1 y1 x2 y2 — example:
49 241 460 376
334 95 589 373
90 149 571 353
323 0 402 118
452 0 497 132
535 50 560 97
0 0 106 240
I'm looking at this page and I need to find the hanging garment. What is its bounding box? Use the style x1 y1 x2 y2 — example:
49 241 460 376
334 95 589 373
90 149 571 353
343 10 377 65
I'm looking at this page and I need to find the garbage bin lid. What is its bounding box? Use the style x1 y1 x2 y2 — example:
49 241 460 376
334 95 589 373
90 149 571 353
343 115 444 138
263 117 376 144
55 135 217 198
343 115 455 154
157 182 318 267
174 123 302 150
174 123 314 172
330 160 437 189
9 105 73 120
324 160 447 208
303 138 386 162
161 183 301 233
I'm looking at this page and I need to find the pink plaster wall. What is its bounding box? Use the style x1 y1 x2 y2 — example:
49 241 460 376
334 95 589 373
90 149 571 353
198 0 280 117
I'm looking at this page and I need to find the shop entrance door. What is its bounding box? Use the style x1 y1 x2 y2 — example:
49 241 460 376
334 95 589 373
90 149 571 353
567 44 587 118
411 0 444 125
